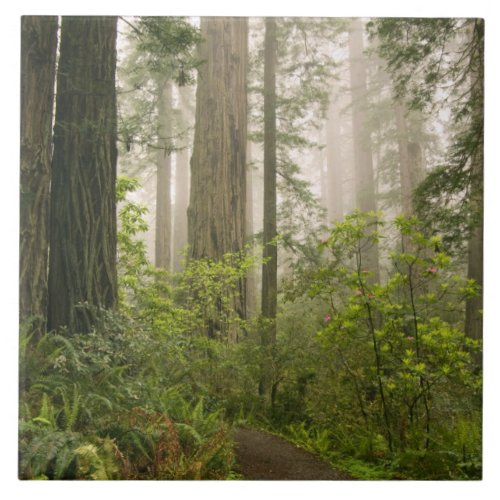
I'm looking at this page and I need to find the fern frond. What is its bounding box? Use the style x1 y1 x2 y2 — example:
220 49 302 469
38 393 56 428
60 384 81 431
175 423 202 446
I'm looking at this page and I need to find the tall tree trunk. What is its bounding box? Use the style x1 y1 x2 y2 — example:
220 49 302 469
155 80 173 270
48 16 118 334
394 101 425 216
246 141 257 317
172 142 189 271
173 148 190 272
465 19 484 342
326 89 344 223
20 16 58 336
466 224 483 342
259 17 278 401
348 19 380 282
188 17 248 338
172 85 191 272
316 128 327 217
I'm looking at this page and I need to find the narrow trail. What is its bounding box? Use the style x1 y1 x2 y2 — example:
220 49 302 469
233 427 353 480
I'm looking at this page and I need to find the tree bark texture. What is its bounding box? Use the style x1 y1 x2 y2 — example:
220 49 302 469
348 19 380 282
20 16 58 335
155 80 173 270
260 17 278 399
188 17 248 329
48 16 118 334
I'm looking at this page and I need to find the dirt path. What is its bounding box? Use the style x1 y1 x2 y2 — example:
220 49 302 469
233 427 352 480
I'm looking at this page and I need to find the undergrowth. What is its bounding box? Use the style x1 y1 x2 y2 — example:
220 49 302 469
19 181 482 481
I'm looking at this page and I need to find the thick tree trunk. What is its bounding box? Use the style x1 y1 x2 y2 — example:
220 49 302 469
326 90 344 223
155 80 173 270
260 17 278 400
188 17 248 337
464 19 484 343
20 16 58 336
348 19 380 282
466 224 483 341
48 16 118 334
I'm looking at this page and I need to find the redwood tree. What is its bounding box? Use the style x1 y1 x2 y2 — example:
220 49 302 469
348 18 380 282
187 17 248 334
155 79 173 270
48 16 118 333
172 85 192 272
371 18 484 341
394 101 425 217
20 16 58 336
326 88 344 223
259 17 278 400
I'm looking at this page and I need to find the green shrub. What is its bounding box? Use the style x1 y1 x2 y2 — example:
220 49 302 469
273 212 482 479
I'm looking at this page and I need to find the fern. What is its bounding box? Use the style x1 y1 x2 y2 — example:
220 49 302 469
60 384 81 431
74 440 120 480
19 427 82 479
175 423 202 448
192 397 204 427
38 393 57 428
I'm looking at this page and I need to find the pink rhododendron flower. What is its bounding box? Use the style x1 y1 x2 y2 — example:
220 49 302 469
427 266 438 274
355 289 363 296
406 336 414 341
324 314 332 322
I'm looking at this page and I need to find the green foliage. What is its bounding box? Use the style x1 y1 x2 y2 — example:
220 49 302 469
19 422 82 479
284 422 331 456
19 178 264 479
117 175 263 342
274 211 482 479
108 403 233 480
248 18 343 263
74 439 121 480
19 314 236 479
369 18 484 255
20 18 484 482
177 250 259 340
20 194 483 481
117 16 199 173
135 16 201 86
337 457 393 480
367 18 457 109
117 176 150 294
19 416 122 480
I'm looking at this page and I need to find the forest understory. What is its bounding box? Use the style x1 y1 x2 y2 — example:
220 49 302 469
19 15 483 480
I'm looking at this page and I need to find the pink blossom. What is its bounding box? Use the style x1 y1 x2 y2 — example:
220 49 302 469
324 314 332 322
367 293 374 299
406 336 414 341
427 266 438 274
355 289 363 296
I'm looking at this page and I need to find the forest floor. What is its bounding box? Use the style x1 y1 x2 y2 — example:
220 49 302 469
232 427 353 480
